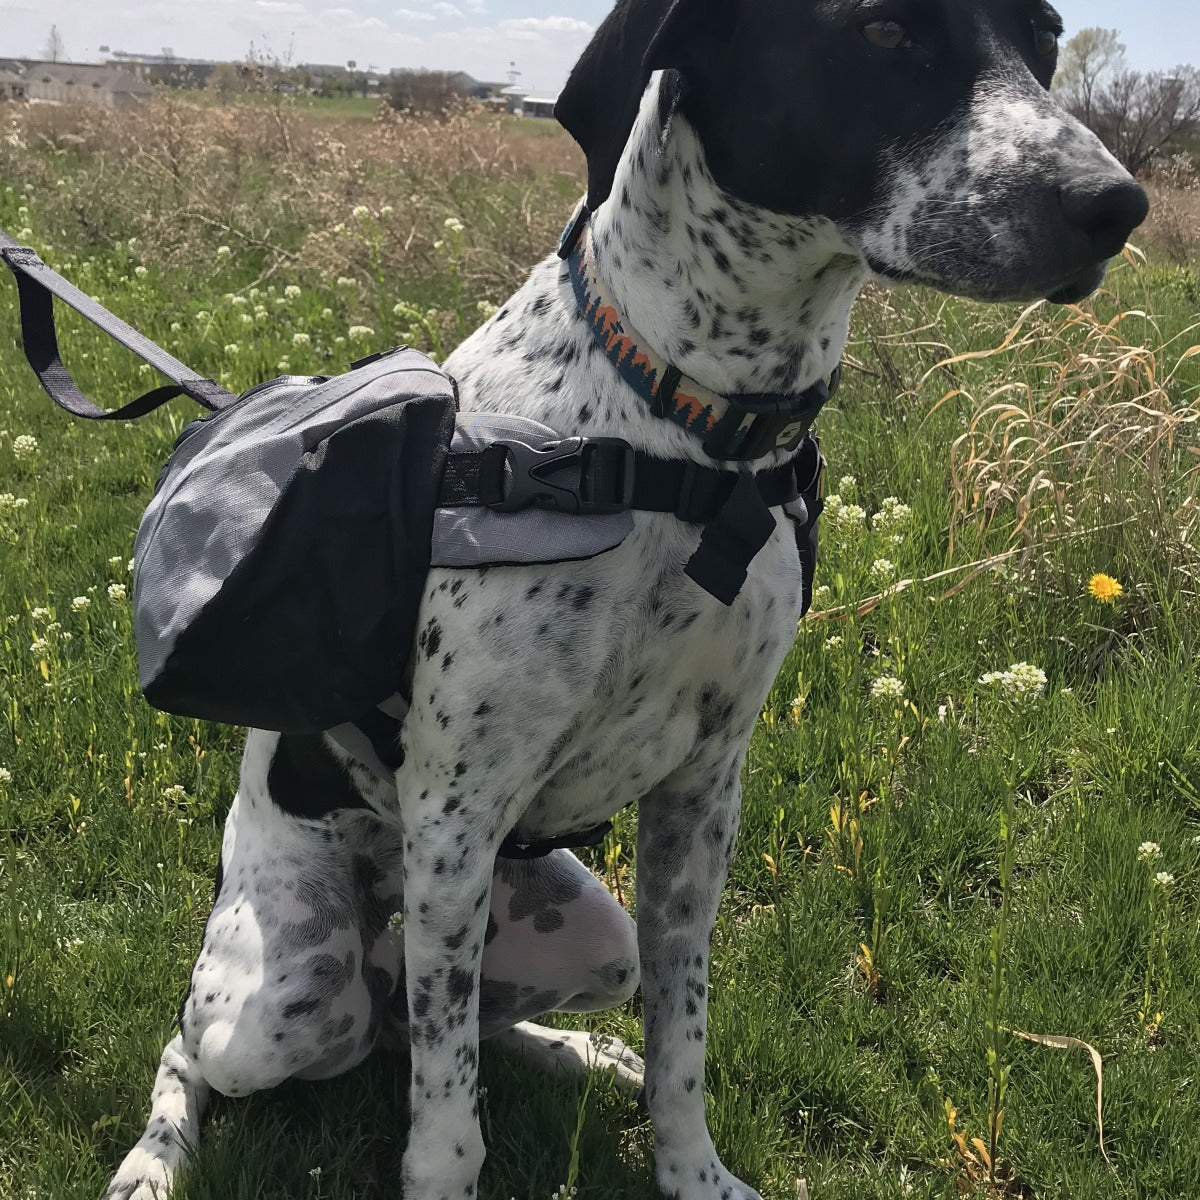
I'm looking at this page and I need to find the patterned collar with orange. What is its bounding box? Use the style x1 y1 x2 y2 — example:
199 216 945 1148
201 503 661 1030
561 207 837 461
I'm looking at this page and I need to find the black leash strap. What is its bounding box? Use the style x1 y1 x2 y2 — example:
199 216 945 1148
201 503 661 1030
0 229 235 419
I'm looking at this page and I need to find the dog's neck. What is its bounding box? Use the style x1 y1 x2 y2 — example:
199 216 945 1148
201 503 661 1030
587 75 869 400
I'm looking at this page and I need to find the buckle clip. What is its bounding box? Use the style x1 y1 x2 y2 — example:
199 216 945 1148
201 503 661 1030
493 436 634 515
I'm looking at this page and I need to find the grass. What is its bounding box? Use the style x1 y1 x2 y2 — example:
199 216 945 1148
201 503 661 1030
1 99 1200 1200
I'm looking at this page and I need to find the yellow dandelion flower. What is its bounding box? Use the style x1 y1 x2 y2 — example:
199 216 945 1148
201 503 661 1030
1088 573 1123 604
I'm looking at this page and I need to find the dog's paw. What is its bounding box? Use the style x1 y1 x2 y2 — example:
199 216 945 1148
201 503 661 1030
656 1141 762 1200
586 1031 645 1093
101 1147 176 1200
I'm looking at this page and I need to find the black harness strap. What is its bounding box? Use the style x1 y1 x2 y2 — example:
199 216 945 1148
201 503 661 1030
0 231 235 419
439 436 823 607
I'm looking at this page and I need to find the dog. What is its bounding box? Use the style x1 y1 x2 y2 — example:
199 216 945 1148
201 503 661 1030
104 1 1147 1197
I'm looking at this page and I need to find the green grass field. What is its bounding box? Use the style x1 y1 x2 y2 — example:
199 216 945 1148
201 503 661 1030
2 107 1200 1200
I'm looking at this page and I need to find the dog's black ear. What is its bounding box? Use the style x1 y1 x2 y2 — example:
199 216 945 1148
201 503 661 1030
555 0 734 211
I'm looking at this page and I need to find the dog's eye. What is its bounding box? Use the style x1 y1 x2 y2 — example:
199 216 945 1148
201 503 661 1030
1033 24 1059 57
862 20 909 50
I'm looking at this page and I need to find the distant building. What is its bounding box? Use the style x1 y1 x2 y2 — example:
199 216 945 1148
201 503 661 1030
17 61 153 108
106 51 215 89
519 92 559 119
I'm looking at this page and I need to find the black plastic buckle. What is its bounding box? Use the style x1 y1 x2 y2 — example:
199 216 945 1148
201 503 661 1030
493 436 635 515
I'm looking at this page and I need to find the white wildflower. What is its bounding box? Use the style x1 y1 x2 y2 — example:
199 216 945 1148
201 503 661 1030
352 204 371 219
29 638 49 656
284 284 302 299
874 496 912 539
292 332 311 346
476 299 499 320
134 265 148 278
169 321 182 333
837 474 857 498
0 493 29 512
824 635 843 649
444 216 464 233
162 784 187 803
322 307 334 319
348 325 374 342
108 555 124 569
870 558 896 583
224 343 240 357
278 360 291 372
107 582 127 601
812 584 831 605
0 766 11 785
336 275 356 288
230 294 248 306
832 502 867 534
1138 841 1161 862
216 245 232 258
70 596 90 613
1154 871 1175 887
12 434 38 460
870 675 905 703
31 607 50 621
380 205 394 217
978 661 1047 702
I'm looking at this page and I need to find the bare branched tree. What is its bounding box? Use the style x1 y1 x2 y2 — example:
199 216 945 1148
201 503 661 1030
388 70 466 117
1054 28 1200 174
42 24 66 63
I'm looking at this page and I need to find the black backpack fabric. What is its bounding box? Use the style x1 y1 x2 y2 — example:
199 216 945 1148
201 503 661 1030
134 352 457 733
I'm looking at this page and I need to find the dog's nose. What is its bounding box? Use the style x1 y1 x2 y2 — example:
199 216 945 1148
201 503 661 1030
1060 175 1150 258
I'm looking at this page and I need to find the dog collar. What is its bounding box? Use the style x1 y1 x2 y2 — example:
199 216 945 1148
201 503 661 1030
559 205 840 462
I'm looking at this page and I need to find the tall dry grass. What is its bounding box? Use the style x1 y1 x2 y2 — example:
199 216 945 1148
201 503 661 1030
0 94 585 302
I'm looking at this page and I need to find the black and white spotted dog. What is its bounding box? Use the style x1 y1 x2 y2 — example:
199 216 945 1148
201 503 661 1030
105 1 1147 1197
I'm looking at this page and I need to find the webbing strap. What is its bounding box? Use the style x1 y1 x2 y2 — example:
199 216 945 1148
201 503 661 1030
439 444 814 524
0 229 236 419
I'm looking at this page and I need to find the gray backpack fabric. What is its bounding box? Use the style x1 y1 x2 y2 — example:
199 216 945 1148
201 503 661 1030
134 349 631 734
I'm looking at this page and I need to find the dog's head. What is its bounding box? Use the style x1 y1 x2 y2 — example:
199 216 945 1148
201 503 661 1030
557 0 1149 303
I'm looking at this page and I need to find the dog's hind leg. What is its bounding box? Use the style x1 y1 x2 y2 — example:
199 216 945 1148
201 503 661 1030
480 852 643 1092
105 730 406 1200
101 1035 209 1200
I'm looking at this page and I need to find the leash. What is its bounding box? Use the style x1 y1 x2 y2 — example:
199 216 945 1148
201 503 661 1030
0 229 237 418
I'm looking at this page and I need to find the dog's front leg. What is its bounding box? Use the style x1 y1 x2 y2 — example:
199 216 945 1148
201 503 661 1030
399 779 502 1200
638 754 761 1200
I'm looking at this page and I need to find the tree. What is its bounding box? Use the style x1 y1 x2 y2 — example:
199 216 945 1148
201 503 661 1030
387 70 466 116
42 24 66 63
207 61 246 97
1053 27 1125 128
1054 28 1200 174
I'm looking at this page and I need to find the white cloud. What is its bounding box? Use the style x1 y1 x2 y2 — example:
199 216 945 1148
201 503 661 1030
396 7 436 21
498 16 594 38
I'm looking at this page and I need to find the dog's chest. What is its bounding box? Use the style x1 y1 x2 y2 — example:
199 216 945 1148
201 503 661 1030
409 511 804 841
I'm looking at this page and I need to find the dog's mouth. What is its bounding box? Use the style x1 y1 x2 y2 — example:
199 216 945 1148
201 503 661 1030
865 254 1113 306
1043 261 1110 305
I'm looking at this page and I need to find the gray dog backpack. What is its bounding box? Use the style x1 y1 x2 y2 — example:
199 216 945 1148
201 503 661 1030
1 226 827 736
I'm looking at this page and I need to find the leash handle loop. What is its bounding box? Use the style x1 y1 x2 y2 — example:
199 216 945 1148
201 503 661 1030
0 230 236 420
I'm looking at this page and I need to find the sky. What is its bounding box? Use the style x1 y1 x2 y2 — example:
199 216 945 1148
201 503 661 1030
1 1 1196 95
